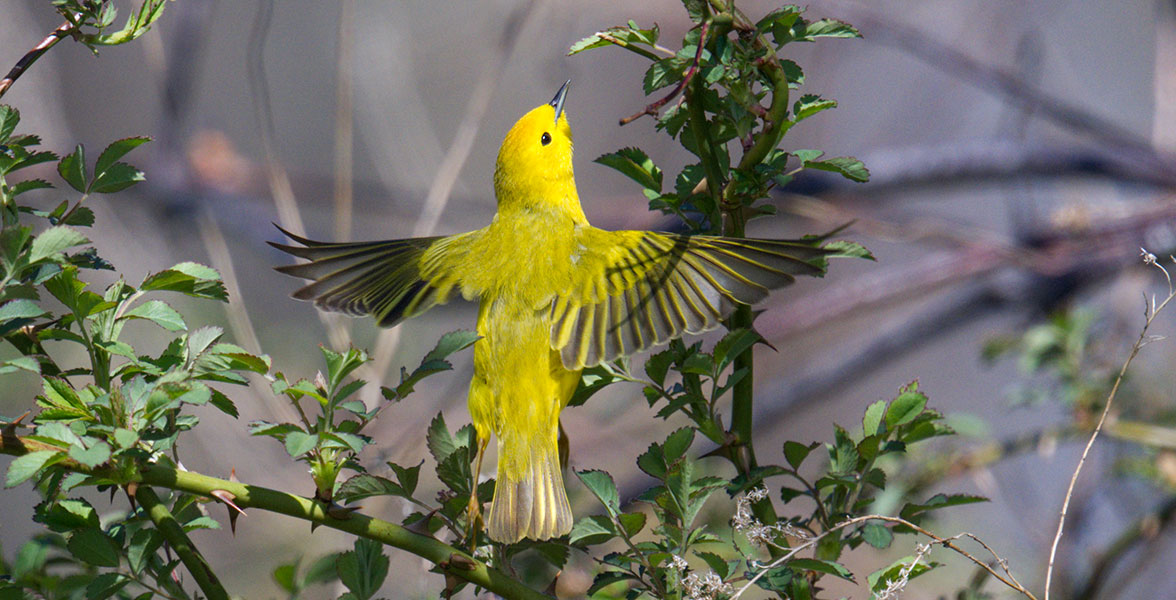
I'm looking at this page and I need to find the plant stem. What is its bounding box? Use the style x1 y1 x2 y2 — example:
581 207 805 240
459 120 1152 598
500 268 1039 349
134 486 230 600
0 433 553 600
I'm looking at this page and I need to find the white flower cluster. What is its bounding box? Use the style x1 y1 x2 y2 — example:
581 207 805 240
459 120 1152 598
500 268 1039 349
682 570 734 600
874 543 931 600
732 488 808 548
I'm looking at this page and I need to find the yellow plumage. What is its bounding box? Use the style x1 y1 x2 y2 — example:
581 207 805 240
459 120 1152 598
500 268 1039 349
271 82 837 542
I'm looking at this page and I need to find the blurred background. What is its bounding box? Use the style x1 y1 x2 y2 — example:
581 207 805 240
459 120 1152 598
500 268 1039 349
3 0 1176 597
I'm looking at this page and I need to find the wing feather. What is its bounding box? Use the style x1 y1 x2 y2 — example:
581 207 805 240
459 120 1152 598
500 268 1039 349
552 230 834 369
269 226 472 327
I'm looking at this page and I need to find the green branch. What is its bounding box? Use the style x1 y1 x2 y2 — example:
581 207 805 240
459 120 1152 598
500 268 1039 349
1 434 552 600
134 485 230 600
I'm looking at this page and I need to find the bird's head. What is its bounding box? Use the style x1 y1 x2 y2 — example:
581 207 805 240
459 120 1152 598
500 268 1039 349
493 81 584 221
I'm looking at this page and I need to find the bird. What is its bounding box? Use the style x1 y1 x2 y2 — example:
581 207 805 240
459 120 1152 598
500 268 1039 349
270 81 845 543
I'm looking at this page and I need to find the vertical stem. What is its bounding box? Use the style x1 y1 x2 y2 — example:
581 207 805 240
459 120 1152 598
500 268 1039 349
135 486 230 600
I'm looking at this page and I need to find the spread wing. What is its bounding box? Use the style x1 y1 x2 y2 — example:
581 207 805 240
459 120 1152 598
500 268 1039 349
550 230 834 369
268 226 472 328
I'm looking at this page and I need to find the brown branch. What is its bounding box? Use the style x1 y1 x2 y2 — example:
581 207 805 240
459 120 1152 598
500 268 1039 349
619 21 711 126
1044 255 1176 599
0 19 77 100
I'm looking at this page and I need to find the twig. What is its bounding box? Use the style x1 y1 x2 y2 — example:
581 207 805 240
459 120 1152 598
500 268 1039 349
619 21 710 126
729 514 1037 599
0 18 76 100
1043 252 1176 599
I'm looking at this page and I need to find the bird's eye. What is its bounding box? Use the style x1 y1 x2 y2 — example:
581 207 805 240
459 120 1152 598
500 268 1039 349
541 132 552 146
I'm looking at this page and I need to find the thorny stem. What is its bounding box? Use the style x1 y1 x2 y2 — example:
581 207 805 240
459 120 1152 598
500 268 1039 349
135 486 230 600
0 434 554 600
1043 252 1176 600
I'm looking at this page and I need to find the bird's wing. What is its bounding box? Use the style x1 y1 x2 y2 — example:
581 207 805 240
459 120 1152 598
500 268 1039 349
550 229 834 369
269 226 474 328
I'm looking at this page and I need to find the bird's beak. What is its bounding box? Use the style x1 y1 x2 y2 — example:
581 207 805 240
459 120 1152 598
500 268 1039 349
550 80 570 123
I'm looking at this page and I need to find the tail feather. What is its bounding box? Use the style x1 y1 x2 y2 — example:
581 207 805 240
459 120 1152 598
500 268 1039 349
487 440 572 543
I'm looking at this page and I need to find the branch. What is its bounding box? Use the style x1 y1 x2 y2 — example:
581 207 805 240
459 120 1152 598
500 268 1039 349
730 514 1038 600
0 434 552 600
134 485 230 600
1043 253 1176 599
0 18 77 100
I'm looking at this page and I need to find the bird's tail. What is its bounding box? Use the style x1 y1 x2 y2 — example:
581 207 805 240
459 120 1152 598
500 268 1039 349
486 434 572 543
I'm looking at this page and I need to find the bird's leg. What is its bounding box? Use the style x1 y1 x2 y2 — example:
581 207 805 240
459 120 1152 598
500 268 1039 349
467 434 489 548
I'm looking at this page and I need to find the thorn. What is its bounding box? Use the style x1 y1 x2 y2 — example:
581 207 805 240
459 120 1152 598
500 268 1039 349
326 502 359 520
446 553 477 571
210 489 246 534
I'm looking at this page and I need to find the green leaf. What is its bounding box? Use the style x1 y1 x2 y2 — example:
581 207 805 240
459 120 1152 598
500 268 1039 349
886 383 928 428
0 105 18 143
94 137 150 177
68 441 111 468
617 511 647 537
662 427 695 464
792 94 837 121
594 147 662 191
29 226 89 263
336 538 389 600
423 329 479 363
0 298 47 322
5 450 60 487
713 328 761 371
788 558 854 582
867 556 938 592
67 528 121 567
89 162 145 194
862 400 886 436
123 299 186 331
821 239 874 260
337 474 409 503
284 431 317 457
800 18 861 40
804 155 870 183
568 514 617 546
783 440 818 469
58 144 87 192
576 469 620 515
140 262 227 300
425 412 458 464
861 522 893 549
900 493 988 520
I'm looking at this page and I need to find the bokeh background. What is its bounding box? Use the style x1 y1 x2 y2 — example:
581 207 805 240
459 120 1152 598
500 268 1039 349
3 0 1176 598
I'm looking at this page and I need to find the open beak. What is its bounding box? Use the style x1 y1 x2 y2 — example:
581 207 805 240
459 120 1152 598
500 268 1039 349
550 80 570 123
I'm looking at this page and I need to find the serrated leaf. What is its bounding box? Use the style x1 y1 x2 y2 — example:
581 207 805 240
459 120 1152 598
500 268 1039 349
284 431 317 457
337 538 388 600
594 147 662 191
867 556 938 592
0 105 18 143
0 298 47 322
5 450 60 487
662 427 694 464
886 386 927 428
68 441 111 468
425 412 457 464
617 511 646 537
94 137 149 177
805 156 870 183
821 239 873 260
67 528 121 567
576 470 620 515
783 440 817 469
569 514 617 546
141 262 226 300
29 226 89 263
862 400 886 435
123 299 186 331
861 522 893 549
586 570 636 596
713 328 761 371
58 145 87 192
792 94 837 121
801 19 861 40
423 329 478 363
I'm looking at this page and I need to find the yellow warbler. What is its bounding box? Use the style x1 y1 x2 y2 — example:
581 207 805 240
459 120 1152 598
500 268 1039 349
271 81 840 543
